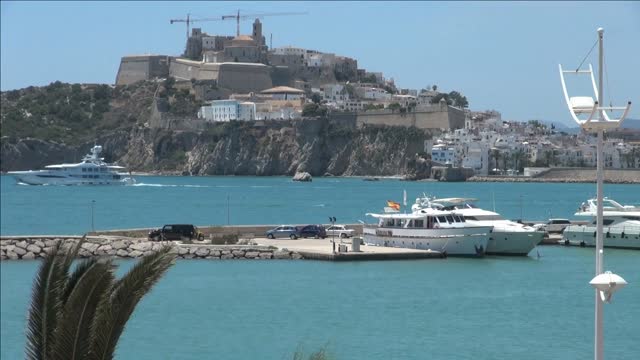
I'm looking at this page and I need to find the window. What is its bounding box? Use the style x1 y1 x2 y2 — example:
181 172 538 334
446 215 454 223
414 220 424 228
82 168 86 172
437 216 447 223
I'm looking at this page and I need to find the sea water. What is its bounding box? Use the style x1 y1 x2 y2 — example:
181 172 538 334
1 248 639 359
2 175 639 235
1 175 640 359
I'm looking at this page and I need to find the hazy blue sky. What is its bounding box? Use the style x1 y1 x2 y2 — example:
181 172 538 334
1 1 638 125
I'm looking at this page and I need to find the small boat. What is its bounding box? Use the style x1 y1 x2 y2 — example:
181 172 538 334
413 196 544 256
364 206 491 257
7 145 136 186
563 198 640 249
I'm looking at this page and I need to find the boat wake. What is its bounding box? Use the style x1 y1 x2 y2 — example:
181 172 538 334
132 183 215 188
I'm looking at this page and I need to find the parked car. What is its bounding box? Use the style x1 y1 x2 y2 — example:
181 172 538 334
325 225 354 238
297 225 327 239
533 219 572 233
148 224 205 241
266 225 299 239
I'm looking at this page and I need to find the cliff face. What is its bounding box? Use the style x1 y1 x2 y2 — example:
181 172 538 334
1 82 434 176
2 119 433 177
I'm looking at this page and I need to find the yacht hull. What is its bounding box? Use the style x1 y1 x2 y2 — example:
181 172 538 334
363 225 490 257
563 225 640 249
9 172 133 186
486 230 544 256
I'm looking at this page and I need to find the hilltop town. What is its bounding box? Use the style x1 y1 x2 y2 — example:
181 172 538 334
112 18 640 176
1 18 639 179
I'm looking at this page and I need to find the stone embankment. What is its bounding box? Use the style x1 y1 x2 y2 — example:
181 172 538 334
469 168 640 184
0 236 303 261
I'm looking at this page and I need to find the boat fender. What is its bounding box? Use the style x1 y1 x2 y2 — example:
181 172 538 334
580 241 586 247
621 231 625 238
606 231 610 238
564 239 570 246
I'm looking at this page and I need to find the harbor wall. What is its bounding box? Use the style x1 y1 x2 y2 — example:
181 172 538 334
0 236 303 261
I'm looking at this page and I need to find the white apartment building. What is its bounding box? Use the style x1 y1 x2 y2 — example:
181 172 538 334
431 144 458 165
320 83 349 102
306 52 336 67
271 46 307 56
198 100 256 122
357 86 391 101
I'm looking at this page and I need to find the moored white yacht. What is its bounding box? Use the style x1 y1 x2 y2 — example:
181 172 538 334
7 145 135 186
563 198 640 249
413 196 544 256
364 207 491 257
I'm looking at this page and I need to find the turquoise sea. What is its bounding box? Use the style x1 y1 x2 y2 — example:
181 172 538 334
1 175 640 359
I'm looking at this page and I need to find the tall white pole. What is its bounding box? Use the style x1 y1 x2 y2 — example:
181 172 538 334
594 27 605 360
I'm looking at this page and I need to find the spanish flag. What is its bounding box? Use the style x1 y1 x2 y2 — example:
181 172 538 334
387 200 401 211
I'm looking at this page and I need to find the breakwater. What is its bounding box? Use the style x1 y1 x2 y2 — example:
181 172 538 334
0 236 303 261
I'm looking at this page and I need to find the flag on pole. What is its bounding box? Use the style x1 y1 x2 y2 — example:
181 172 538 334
387 200 400 211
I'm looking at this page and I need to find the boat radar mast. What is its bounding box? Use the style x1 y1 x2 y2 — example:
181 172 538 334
559 28 631 360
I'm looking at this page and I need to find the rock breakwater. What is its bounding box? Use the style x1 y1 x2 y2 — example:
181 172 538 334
0 236 303 261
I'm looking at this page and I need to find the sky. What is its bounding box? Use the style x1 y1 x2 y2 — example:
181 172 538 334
1 1 639 126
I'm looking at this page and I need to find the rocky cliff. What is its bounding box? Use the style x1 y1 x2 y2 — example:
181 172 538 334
1 82 434 177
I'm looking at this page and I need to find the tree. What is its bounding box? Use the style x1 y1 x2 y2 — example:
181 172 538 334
302 103 328 117
25 237 174 360
387 102 401 112
310 93 322 104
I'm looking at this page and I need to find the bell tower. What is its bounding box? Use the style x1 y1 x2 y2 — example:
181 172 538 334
252 19 264 45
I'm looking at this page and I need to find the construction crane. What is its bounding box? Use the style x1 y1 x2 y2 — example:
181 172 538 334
170 11 307 40
221 10 307 37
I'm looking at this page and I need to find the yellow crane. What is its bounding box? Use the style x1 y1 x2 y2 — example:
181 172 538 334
170 11 307 40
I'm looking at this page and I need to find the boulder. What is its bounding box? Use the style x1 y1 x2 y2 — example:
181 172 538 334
13 247 27 256
130 242 152 252
81 243 100 253
221 254 234 259
231 250 245 257
259 252 273 259
273 250 291 259
16 241 29 249
7 251 19 260
128 250 143 258
292 172 312 182
34 240 45 248
245 251 260 259
182 254 195 259
143 250 155 257
292 253 303 260
26 245 41 254
194 248 210 257
22 252 36 260
178 247 189 255
44 239 58 247
116 249 129 257
210 250 221 257
111 241 128 250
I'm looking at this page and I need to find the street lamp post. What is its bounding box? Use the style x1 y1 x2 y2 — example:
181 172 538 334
559 27 631 360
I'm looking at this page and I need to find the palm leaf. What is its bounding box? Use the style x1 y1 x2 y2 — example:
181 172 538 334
60 258 98 305
51 259 114 360
25 236 85 360
89 246 174 360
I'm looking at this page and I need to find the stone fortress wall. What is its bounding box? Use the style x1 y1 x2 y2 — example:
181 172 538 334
355 103 465 130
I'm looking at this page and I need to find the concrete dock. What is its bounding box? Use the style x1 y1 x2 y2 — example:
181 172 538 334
254 237 445 261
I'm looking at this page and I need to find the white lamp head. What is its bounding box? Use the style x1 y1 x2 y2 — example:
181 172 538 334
590 271 627 303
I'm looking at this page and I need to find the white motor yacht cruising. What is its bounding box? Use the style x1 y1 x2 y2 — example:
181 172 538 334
364 207 491 257
7 145 135 186
413 196 544 256
563 198 640 249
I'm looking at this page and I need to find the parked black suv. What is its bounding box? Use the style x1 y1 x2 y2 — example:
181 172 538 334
296 225 327 239
148 224 205 241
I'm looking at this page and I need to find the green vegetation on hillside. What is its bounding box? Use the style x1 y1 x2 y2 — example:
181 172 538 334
1 81 155 145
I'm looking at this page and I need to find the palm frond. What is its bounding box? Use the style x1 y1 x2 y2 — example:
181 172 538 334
89 247 175 360
51 260 114 360
25 237 85 360
61 258 98 305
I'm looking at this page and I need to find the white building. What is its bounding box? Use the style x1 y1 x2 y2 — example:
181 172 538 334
358 86 391 101
320 83 349 102
271 46 306 56
198 100 256 122
431 144 458 165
